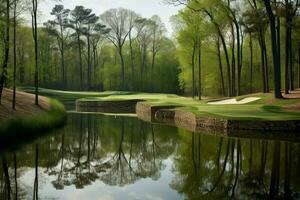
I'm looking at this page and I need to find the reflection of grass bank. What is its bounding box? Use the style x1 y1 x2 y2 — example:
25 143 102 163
0 89 67 151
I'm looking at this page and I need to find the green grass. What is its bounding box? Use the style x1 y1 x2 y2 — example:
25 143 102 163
0 98 67 151
22 87 300 121
20 87 135 109
78 92 300 121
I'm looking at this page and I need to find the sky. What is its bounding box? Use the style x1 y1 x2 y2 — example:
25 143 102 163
38 0 183 36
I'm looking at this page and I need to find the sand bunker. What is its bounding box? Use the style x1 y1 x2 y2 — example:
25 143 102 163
208 97 261 105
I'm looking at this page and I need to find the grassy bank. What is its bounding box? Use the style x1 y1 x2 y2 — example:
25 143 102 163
77 91 300 121
0 97 67 151
21 87 300 121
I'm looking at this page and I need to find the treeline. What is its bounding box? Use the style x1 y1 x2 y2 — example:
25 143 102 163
0 2 181 102
170 0 300 98
1 0 299 102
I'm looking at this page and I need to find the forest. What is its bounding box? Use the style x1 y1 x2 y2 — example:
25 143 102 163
0 0 299 101
1 1 300 200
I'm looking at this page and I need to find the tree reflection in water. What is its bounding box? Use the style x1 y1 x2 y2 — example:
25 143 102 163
0 114 300 200
171 129 300 199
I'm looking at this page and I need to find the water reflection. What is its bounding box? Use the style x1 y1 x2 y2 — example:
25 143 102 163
171 132 300 199
1 114 300 200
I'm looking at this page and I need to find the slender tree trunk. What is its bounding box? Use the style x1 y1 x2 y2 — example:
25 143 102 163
0 0 10 104
217 37 225 96
277 15 281 91
237 25 242 96
285 18 291 94
262 34 269 92
198 39 202 100
13 0 17 109
76 30 83 89
87 35 91 89
59 22 65 89
249 33 253 93
118 46 126 90
191 41 196 99
231 23 236 96
258 31 267 93
289 31 294 91
32 0 39 105
203 9 231 96
129 32 135 89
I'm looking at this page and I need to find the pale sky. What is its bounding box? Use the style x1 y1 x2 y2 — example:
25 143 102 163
38 0 183 36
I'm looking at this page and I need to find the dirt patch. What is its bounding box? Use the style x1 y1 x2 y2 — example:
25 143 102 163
283 103 300 112
0 89 50 120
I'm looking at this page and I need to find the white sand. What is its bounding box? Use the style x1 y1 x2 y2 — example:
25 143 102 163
207 97 261 105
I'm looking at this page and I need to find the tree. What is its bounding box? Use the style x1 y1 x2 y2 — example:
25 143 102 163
45 5 70 89
148 15 166 91
32 0 39 105
12 0 18 109
263 0 283 98
69 6 94 89
0 0 10 104
100 8 133 90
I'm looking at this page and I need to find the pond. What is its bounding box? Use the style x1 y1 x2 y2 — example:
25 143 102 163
1 113 300 200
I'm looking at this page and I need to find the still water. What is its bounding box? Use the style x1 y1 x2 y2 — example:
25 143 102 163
1 113 300 200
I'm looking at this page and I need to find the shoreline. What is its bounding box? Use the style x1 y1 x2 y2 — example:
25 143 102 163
0 89 67 151
76 99 300 132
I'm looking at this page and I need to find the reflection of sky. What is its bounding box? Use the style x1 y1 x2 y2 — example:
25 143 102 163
19 158 183 200
37 0 183 37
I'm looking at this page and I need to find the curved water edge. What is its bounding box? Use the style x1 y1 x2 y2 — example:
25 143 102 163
76 100 300 132
0 99 67 151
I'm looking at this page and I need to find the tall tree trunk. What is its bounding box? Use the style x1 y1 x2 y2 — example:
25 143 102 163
203 9 231 96
0 0 10 104
13 0 17 109
32 0 39 105
191 41 196 99
59 22 65 89
129 32 135 89
277 16 281 91
118 47 126 90
285 18 291 94
289 31 294 91
217 37 225 96
263 34 269 92
249 33 253 93
237 25 242 96
198 39 202 100
87 35 91 89
258 30 267 93
77 31 83 89
231 23 236 96
264 0 283 98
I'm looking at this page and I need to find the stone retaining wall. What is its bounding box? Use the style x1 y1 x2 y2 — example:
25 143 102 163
77 100 300 132
76 99 141 113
